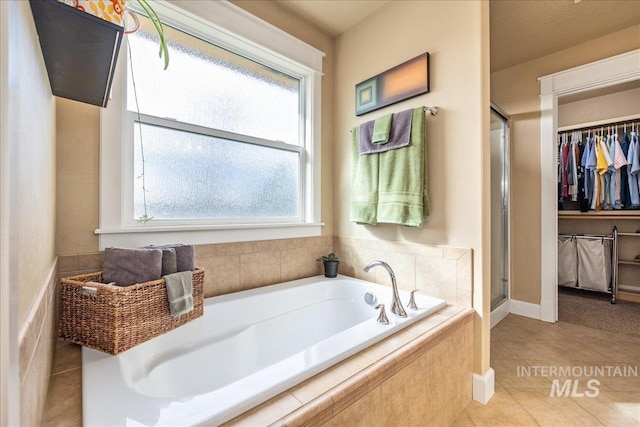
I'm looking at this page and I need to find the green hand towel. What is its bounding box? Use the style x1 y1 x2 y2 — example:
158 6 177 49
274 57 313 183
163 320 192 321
372 113 392 144
350 125 379 224
376 107 430 227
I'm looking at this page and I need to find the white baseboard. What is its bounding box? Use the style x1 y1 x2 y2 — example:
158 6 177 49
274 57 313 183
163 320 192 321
509 299 541 320
490 300 510 329
472 368 495 404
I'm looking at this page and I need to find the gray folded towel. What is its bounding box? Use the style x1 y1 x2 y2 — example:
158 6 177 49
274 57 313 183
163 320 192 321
359 108 413 155
147 244 195 272
103 247 163 287
163 271 193 317
159 248 177 276
173 244 195 272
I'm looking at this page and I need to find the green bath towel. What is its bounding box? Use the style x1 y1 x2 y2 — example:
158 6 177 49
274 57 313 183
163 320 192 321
372 113 392 144
377 107 429 226
350 125 379 224
350 107 429 227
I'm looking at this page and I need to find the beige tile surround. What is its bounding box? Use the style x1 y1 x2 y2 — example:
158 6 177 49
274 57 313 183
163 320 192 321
57 236 333 298
57 236 472 307
19 262 58 427
334 236 473 307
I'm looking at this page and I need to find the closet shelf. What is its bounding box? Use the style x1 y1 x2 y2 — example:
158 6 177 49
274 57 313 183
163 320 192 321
617 289 640 304
618 260 640 266
558 211 640 220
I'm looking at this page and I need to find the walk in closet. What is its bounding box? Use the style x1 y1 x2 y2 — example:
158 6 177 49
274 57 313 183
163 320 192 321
557 80 640 304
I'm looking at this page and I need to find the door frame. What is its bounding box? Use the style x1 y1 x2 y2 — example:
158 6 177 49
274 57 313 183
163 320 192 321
538 49 640 322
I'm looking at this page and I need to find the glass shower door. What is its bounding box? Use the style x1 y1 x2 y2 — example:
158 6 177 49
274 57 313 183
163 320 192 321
490 106 510 310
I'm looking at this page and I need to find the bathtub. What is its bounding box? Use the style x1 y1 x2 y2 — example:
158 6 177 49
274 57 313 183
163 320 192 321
82 274 447 426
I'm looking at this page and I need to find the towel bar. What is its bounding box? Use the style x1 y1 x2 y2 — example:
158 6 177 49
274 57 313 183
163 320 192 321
350 106 439 132
423 106 439 115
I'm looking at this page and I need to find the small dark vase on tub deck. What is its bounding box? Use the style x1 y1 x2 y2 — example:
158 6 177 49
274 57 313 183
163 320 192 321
317 252 340 278
323 261 339 278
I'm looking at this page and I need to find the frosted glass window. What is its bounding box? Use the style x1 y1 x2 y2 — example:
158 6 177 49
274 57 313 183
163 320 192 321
127 16 300 145
133 123 300 220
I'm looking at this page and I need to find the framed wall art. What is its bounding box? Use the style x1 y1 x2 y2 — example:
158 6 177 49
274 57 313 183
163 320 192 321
355 52 430 116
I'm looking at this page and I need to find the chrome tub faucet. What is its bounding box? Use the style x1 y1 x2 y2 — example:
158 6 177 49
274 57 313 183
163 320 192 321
363 261 407 317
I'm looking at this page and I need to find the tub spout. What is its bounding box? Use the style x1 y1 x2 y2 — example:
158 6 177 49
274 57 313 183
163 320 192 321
363 261 407 317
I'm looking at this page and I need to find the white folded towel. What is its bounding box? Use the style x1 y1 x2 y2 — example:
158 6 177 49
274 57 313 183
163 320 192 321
163 271 193 317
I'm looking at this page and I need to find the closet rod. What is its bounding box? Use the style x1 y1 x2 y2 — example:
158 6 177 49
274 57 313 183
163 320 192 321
557 114 640 132
559 233 615 241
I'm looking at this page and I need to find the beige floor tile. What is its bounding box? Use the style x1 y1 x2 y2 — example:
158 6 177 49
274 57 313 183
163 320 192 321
490 338 519 360
528 363 616 393
51 339 81 375
582 341 640 364
485 314 640 427
508 388 604 427
450 410 476 427
464 388 538 426
552 320 622 342
598 374 640 392
492 358 553 389
571 391 640 427
43 369 82 427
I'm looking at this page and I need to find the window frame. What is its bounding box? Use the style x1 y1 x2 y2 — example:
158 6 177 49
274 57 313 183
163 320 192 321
97 0 324 249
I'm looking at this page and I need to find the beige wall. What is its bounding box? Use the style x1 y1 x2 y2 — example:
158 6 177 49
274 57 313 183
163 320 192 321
491 25 640 304
5 1 58 426
56 98 100 254
333 1 490 373
558 87 640 128
14 3 57 324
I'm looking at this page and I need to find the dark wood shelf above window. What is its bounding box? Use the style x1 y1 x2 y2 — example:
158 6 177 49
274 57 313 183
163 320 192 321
29 0 124 108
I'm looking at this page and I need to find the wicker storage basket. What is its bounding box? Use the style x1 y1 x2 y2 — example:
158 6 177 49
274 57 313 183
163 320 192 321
59 268 204 355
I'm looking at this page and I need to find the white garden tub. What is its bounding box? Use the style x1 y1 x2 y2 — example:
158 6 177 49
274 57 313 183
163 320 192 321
83 274 447 426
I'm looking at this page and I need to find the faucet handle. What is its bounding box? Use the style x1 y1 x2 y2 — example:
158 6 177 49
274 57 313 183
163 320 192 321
407 289 419 310
374 304 390 324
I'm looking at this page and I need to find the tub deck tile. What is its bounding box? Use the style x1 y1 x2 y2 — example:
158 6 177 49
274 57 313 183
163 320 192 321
281 392 333 427
290 354 371 404
220 392 302 427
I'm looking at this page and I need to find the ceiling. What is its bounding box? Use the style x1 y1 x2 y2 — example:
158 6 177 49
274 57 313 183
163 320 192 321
273 0 640 72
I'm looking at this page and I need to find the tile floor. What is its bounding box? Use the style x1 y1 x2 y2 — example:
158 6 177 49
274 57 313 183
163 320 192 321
44 313 640 426
453 314 640 427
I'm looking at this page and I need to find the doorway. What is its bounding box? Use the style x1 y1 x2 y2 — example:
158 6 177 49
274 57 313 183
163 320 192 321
539 49 640 322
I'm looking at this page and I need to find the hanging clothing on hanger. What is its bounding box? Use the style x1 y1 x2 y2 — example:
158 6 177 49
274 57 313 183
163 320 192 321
568 131 580 201
595 135 611 210
629 130 640 207
558 118 640 212
610 132 627 209
585 135 597 209
621 130 631 208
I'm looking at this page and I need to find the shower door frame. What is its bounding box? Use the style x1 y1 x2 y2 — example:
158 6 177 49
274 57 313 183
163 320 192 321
490 104 511 328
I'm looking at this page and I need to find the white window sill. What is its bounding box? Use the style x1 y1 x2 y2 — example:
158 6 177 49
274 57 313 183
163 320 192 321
95 222 324 250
